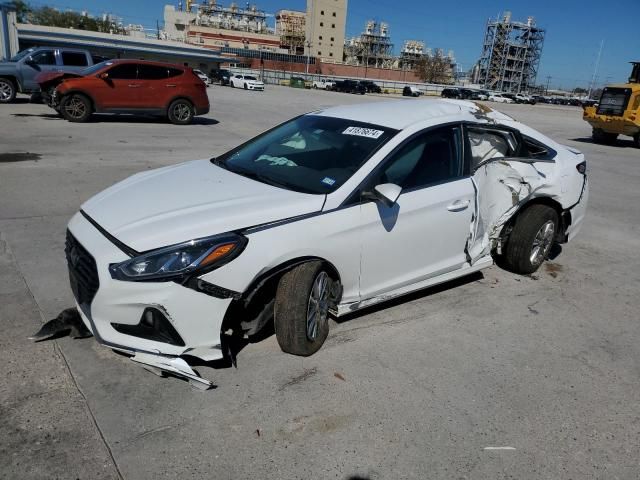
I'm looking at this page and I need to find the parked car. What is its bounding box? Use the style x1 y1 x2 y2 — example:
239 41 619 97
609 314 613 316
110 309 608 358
230 74 265 91
289 76 308 89
193 69 211 86
402 85 421 97
0 46 100 103
63 99 588 387
488 93 515 103
333 79 366 94
470 90 489 101
312 78 335 90
359 80 382 94
41 59 209 125
211 69 232 86
440 88 461 99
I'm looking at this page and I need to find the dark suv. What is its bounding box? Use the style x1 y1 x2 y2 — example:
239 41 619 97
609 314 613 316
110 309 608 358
333 79 366 94
440 88 461 99
358 80 382 93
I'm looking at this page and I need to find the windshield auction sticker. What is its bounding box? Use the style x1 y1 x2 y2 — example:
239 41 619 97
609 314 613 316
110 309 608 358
342 126 384 139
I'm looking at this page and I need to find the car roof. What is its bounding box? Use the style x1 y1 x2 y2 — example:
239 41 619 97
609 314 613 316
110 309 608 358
316 99 492 130
104 59 186 69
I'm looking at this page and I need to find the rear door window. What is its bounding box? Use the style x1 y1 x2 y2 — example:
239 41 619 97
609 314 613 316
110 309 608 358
138 64 169 80
107 64 139 79
61 51 88 67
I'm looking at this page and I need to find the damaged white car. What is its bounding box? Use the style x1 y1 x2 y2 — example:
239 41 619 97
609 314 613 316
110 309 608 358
64 99 588 388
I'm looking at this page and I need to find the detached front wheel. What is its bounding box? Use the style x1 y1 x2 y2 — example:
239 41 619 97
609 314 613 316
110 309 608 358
60 93 92 122
502 204 558 274
274 262 331 356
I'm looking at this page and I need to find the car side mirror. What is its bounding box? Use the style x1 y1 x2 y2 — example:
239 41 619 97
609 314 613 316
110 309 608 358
99 72 109 80
363 183 402 207
24 57 36 66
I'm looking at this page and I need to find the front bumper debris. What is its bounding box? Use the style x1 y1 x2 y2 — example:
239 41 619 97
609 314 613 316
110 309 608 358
132 352 214 390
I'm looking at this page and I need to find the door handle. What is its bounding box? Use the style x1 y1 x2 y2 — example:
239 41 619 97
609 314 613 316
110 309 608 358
127 84 141 88
447 200 470 212
165 84 177 87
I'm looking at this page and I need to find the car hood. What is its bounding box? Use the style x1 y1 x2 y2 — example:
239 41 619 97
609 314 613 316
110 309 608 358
82 159 325 252
36 71 83 88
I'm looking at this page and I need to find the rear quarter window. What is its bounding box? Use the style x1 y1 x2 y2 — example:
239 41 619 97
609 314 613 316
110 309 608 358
61 51 88 67
167 68 184 78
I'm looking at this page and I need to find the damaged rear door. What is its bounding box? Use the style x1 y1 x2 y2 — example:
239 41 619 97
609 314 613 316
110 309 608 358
465 124 556 264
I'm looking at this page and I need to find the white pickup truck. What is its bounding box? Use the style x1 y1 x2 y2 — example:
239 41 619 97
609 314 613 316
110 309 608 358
312 78 335 90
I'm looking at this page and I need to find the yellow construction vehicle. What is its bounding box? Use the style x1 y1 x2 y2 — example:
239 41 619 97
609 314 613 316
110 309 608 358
583 62 640 148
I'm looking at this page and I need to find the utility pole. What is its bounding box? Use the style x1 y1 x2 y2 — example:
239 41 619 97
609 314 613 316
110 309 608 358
588 39 604 99
305 40 311 75
545 75 551 95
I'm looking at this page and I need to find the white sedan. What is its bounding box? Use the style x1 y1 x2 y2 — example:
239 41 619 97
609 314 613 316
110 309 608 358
489 93 515 103
192 69 211 86
64 100 588 388
230 74 265 91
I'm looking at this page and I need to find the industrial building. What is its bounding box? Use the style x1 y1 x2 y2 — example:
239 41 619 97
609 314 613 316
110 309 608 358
275 9 305 55
477 11 545 93
304 0 348 62
344 20 394 69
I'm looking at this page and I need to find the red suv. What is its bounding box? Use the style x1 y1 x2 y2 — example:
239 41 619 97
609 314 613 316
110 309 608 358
45 59 209 124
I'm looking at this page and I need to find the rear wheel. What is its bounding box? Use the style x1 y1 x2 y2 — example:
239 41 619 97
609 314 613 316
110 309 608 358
274 262 331 356
633 133 640 148
0 78 16 103
502 204 558 274
167 99 194 125
60 93 92 122
592 128 618 145
244 83 248 90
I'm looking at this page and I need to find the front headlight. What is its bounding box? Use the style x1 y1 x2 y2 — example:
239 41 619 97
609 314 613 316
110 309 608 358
109 233 247 282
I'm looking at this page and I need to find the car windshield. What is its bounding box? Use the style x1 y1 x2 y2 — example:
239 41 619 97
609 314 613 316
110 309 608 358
214 115 397 194
80 60 112 76
9 48 35 62
245 76 257 80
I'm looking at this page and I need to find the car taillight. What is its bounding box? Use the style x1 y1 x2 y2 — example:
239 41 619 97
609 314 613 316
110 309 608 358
576 161 587 174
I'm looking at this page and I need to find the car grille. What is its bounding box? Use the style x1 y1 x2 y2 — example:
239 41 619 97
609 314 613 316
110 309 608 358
65 230 99 313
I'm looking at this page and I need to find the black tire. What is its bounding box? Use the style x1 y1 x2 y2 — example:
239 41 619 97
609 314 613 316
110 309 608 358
633 133 640 149
167 99 194 125
30 92 43 103
592 128 618 145
0 77 17 103
274 261 331 356
60 93 92 122
244 83 248 90
501 204 559 274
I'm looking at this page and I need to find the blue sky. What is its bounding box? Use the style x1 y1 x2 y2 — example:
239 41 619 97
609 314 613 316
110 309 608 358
28 0 640 89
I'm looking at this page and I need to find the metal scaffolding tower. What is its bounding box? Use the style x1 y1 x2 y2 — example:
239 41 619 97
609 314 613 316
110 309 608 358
344 20 394 68
275 10 305 55
478 11 545 93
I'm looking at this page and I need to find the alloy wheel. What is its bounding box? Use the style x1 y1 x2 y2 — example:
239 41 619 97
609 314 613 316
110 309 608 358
64 96 87 119
530 220 555 266
172 102 191 122
0 80 13 101
306 271 330 341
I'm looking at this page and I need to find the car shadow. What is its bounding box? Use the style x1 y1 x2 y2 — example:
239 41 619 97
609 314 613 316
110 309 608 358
12 113 61 120
570 137 637 148
335 271 484 324
85 115 220 125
